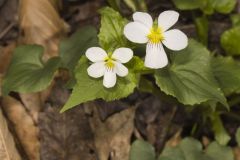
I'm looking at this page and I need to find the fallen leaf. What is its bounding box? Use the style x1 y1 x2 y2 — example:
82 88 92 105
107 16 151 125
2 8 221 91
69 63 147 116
19 93 42 123
39 81 55 105
0 107 22 160
70 0 102 24
135 96 182 152
0 0 5 8
202 136 210 147
95 100 131 121
39 80 97 160
165 129 182 147
0 0 17 40
19 0 67 61
0 43 16 74
48 0 62 11
39 106 97 160
1 96 40 160
0 74 2 97
86 102 135 160
233 147 240 160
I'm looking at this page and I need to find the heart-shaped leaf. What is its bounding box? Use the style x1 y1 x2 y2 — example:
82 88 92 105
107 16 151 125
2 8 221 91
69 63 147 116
211 56 240 96
130 140 156 160
2 45 60 95
154 39 228 108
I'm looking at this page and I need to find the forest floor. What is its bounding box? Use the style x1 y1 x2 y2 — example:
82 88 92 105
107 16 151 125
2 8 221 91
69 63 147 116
0 0 240 160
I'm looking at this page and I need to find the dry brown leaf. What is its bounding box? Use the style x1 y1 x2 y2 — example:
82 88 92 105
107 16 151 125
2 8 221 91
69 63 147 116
39 80 55 104
39 106 97 160
1 96 40 160
233 147 240 160
165 129 182 147
0 74 2 97
0 0 18 39
0 43 16 97
19 81 55 124
71 0 102 23
19 93 42 123
39 81 97 160
19 0 67 60
0 107 22 160
86 103 135 160
0 43 16 74
202 136 210 147
48 0 62 11
135 96 181 152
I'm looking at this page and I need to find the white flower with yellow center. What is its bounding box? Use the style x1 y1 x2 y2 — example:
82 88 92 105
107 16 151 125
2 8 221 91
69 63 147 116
124 11 188 69
86 47 133 88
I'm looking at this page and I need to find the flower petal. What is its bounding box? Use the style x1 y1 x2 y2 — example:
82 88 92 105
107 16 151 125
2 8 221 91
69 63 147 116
158 10 179 31
87 62 105 78
144 43 168 69
115 62 128 77
112 48 133 63
163 29 188 51
103 70 117 88
133 12 153 29
86 47 107 62
124 22 149 43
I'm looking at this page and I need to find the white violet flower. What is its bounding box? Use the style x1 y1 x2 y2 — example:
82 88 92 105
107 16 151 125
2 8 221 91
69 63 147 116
86 47 133 88
124 11 188 69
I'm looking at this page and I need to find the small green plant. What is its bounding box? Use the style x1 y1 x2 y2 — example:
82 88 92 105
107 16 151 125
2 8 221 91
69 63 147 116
129 138 234 160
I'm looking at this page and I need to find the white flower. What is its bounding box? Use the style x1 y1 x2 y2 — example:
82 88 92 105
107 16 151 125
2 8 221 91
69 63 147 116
86 47 133 88
124 11 188 69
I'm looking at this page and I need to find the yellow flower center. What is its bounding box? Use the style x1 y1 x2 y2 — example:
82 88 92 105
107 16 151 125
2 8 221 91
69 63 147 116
104 56 115 70
147 27 164 44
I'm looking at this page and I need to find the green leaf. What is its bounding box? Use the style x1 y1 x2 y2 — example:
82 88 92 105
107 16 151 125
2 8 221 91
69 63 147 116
172 0 203 10
208 0 236 14
231 14 240 26
210 113 231 146
172 0 236 14
107 0 121 11
201 0 215 15
159 138 210 160
159 138 234 160
2 45 61 95
158 147 184 160
221 27 240 55
60 56 142 112
135 0 148 11
98 7 129 51
194 15 209 45
236 127 240 146
130 140 155 160
206 142 234 160
59 26 98 72
154 39 228 108
179 138 210 160
123 0 137 12
211 56 240 96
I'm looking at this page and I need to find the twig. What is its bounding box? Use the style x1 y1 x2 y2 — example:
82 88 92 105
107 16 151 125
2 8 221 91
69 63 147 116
0 22 16 40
